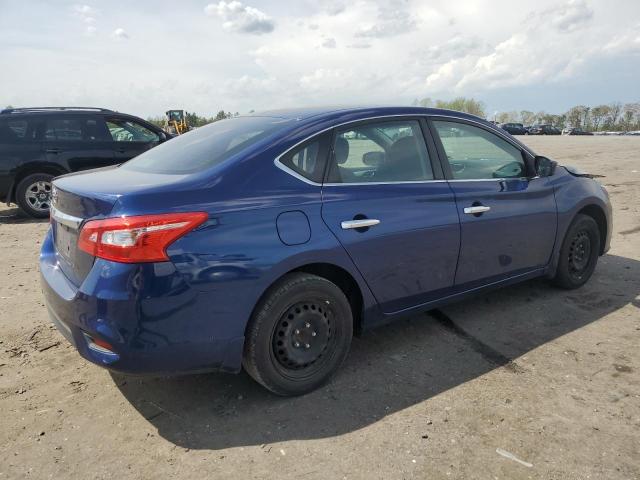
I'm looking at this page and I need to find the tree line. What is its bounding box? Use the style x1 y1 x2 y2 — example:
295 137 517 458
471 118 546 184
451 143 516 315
413 97 640 132
8 102 636 133
146 110 240 129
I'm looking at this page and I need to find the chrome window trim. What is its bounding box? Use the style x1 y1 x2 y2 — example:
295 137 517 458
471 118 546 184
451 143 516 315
273 113 532 187
51 206 83 230
324 179 448 186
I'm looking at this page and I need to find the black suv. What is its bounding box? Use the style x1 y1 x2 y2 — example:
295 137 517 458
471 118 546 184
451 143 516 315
0 107 169 218
498 122 528 135
528 124 561 135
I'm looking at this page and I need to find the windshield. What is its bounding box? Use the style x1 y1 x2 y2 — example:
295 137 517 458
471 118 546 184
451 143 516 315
121 116 294 174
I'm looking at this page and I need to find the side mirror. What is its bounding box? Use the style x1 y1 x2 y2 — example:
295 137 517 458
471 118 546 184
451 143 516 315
362 151 385 167
534 156 557 177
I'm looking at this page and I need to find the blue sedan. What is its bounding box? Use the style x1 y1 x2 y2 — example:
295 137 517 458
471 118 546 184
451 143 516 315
40 106 612 395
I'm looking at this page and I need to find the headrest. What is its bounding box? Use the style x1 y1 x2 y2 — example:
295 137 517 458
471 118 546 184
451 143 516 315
334 136 349 165
388 136 417 160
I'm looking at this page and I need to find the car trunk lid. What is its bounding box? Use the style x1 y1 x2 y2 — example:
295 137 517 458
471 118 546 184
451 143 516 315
50 166 194 286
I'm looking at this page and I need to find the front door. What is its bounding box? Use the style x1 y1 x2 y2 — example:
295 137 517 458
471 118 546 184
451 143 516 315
430 119 557 287
321 118 460 314
105 117 160 162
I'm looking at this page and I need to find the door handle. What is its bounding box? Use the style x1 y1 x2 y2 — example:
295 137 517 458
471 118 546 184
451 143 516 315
45 148 62 154
463 205 491 215
341 219 380 230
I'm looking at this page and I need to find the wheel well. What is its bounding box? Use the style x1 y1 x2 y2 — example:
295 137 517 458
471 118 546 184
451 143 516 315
578 204 607 255
9 165 67 203
291 263 364 335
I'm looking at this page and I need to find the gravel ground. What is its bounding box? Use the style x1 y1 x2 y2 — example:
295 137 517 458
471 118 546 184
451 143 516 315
0 136 638 479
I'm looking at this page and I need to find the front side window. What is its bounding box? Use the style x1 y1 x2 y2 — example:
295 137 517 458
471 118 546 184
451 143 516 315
107 119 159 143
327 120 433 183
433 121 526 180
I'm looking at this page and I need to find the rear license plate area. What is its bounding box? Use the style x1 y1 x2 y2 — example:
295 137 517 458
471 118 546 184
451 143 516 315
55 222 76 262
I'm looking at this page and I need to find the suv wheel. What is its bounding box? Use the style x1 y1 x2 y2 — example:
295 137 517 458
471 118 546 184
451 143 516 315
552 214 601 289
16 173 54 218
243 273 353 396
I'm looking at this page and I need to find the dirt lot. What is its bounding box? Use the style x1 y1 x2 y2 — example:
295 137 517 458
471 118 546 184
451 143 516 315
1 136 638 479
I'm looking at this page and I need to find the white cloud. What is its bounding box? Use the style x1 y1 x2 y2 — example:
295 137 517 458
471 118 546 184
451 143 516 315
3 0 640 117
538 0 594 33
423 0 609 95
422 36 485 63
347 42 371 49
73 4 95 16
603 25 640 55
73 4 99 35
324 2 346 16
111 28 129 40
321 37 337 49
204 1 274 35
356 8 417 38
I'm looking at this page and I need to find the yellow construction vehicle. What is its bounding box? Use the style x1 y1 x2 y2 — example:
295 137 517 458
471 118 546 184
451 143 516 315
164 110 189 135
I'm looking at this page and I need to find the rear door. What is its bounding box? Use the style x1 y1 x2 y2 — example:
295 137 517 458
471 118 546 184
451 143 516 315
43 115 115 171
105 116 161 162
429 118 557 287
320 118 460 314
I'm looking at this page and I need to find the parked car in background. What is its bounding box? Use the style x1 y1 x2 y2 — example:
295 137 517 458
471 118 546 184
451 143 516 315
499 122 528 135
528 124 561 135
562 127 593 136
41 106 612 396
0 107 169 217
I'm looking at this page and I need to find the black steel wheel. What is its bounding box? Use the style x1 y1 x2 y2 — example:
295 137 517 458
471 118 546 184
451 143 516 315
243 273 353 396
552 214 600 289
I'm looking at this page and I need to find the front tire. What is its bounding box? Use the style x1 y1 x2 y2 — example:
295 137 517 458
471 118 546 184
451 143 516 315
552 214 601 289
243 273 353 396
15 173 54 218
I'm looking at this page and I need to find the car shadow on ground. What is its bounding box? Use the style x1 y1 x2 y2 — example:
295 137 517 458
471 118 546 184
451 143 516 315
112 253 639 451
0 207 48 224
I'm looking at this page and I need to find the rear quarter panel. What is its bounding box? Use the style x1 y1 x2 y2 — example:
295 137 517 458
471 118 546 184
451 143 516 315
111 157 380 341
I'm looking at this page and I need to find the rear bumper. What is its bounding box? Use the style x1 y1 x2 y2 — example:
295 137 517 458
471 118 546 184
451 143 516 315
39 229 244 375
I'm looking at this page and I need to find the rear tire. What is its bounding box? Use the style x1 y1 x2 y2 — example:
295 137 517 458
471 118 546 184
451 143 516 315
552 214 600 289
243 273 353 396
16 173 54 218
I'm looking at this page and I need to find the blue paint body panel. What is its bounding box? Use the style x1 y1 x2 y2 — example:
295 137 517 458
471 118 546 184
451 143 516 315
40 106 612 375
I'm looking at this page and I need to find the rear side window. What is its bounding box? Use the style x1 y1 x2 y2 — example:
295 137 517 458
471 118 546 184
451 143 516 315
44 117 110 142
279 133 331 183
0 118 32 143
327 120 433 183
122 116 294 174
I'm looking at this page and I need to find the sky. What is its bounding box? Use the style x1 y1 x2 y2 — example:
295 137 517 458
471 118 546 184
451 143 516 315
1 0 639 118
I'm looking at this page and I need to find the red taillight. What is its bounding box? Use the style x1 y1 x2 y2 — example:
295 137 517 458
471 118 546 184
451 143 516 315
78 212 208 263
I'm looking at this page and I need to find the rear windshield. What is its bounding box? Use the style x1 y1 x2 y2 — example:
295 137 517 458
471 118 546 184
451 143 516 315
121 116 293 174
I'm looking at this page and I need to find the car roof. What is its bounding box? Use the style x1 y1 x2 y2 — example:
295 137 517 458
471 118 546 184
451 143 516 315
246 105 486 124
237 105 536 159
0 107 115 116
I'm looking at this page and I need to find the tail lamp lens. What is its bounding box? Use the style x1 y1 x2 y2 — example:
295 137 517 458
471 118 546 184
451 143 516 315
78 212 208 263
